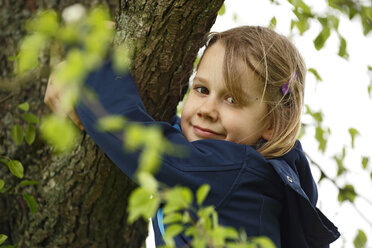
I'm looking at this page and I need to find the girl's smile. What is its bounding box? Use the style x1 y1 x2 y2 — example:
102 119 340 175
192 125 225 139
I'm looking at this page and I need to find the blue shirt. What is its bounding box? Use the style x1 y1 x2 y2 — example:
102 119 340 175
75 60 340 248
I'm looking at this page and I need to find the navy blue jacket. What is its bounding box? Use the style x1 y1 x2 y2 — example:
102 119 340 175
75 60 340 247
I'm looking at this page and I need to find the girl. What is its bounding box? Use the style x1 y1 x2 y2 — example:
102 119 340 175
45 26 340 247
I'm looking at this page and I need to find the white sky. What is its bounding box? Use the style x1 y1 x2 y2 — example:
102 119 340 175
147 1 372 247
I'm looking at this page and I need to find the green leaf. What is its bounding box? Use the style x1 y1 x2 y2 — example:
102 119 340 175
58 24 80 44
349 128 360 148
181 211 192 225
87 5 111 27
18 102 29 111
210 226 226 246
23 194 38 213
127 187 159 223
292 15 310 34
125 124 147 151
145 126 164 149
361 6 372 35
315 126 327 153
308 68 322 82
252 236 276 248
22 113 39 124
8 160 24 178
269 17 277 30
53 49 87 85
338 184 356 203
113 45 131 75
305 105 323 123
353 229 367 248
17 33 47 74
180 187 193 206
193 238 206 248
97 115 126 132
163 213 183 225
164 187 193 214
84 6 114 57
328 0 354 18
218 4 226 16
18 180 39 187
40 115 80 152
196 184 210 206
289 0 312 15
362 157 369 169
334 147 347 176
138 148 161 174
11 124 24 145
26 10 59 36
137 172 158 193
233 13 238 22
185 226 196 237
328 15 339 30
0 234 8 245
338 35 349 59
25 124 36 145
223 227 239 240
0 180 4 190
314 26 331 50
196 206 215 232
317 17 328 26
164 224 183 243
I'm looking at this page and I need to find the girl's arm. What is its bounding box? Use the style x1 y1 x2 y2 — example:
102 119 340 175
74 59 248 192
44 61 84 130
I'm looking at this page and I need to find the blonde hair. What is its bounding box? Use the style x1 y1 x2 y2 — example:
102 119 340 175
202 26 306 158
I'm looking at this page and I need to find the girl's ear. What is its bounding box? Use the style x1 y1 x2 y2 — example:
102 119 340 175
262 121 274 141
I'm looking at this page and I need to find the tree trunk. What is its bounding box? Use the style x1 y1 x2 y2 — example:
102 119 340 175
0 0 223 247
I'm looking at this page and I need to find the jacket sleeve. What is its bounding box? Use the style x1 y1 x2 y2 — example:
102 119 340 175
75 60 246 200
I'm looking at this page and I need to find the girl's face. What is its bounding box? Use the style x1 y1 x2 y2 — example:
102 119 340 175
181 41 272 145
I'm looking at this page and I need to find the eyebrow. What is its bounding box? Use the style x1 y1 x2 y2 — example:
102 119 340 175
193 76 209 84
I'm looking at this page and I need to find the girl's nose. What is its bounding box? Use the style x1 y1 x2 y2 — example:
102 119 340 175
197 98 218 121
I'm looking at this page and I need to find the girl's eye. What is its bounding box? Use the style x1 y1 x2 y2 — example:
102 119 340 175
226 96 235 104
195 86 209 95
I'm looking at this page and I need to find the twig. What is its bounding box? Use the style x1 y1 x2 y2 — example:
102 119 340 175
352 203 372 228
304 151 339 188
305 152 372 229
0 94 13 103
0 69 40 92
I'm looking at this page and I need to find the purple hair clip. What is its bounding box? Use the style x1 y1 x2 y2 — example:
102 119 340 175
282 71 297 95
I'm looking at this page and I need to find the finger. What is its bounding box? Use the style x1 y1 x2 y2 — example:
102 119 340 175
45 101 57 114
68 109 84 130
44 88 59 111
44 80 58 105
45 81 64 112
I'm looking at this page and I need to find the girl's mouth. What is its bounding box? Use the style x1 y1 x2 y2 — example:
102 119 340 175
193 125 222 138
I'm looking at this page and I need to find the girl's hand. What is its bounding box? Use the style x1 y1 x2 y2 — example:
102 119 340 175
44 67 84 130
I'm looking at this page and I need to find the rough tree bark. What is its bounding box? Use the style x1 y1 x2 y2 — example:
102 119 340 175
0 0 223 247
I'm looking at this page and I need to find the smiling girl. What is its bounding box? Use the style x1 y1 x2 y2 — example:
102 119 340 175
45 26 340 247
